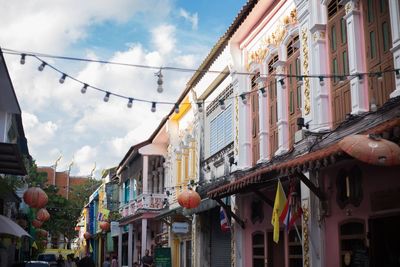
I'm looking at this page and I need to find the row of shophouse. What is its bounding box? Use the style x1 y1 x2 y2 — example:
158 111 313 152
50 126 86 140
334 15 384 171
79 0 400 266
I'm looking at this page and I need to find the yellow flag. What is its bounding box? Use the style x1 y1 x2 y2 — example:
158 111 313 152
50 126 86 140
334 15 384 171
271 180 286 243
32 241 38 249
89 242 93 253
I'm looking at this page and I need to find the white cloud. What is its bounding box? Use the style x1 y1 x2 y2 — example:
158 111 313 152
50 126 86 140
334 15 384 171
22 112 58 147
151 24 176 55
179 8 198 30
73 145 98 175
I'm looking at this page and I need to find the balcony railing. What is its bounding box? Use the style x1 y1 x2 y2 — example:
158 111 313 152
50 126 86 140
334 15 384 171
119 193 165 218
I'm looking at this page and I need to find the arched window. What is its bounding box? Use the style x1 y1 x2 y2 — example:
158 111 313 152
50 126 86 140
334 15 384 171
286 35 301 148
268 55 279 157
252 232 265 267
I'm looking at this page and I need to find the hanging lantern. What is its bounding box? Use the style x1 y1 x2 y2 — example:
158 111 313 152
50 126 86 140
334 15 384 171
177 188 201 209
99 221 110 231
84 232 91 240
36 229 48 238
339 134 400 166
32 219 43 228
23 187 48 208
36 208 50 222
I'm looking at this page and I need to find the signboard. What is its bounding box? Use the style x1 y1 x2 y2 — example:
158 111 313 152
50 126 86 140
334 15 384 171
154 247 171 267
172 222 189 234
110 221 119 237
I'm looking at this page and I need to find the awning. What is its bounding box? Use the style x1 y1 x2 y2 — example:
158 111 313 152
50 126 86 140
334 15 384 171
0 142 27 175
0 215 31 238
154 206 183 221
207 143 341 199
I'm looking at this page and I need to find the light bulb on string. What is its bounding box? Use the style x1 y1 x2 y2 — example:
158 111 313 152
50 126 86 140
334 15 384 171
259 88 267 97
319 76 325 86
219 99 226 110
38 62 46 71
174 103 180 114
197 102 203 113
297 76 304 86
279 78 286 89
376 72 383 81
240 93 248 105
81 84 88 94
127 98 133 108
103 92 110 102
155 69 163 93
20 54 26 65
151 102 156 112
59 74 67 84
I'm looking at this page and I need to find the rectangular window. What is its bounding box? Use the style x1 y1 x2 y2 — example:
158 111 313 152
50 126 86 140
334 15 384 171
331 25 337 51
295 58 301 83
379 0 385 13
275 104 278 122
297 86 302 109
368 0 374 23
340 18 347 44
370 31 376 59
270 106 273 125
209 105 233 155
289 64 293 85
342 50 348 75
290 91 294 114
333 58 338 83
382 22 389 52
124 180 130 204
269 81 273 98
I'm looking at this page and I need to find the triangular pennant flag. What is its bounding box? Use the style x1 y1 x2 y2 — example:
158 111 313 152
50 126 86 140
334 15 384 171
32 241 38 249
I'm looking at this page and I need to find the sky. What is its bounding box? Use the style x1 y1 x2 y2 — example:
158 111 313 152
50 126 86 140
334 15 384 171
0 0 245 177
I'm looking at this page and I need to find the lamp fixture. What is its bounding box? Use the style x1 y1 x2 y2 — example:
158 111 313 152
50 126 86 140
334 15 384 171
296 117 309 130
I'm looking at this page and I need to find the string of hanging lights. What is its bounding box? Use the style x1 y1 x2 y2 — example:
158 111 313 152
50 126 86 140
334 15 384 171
2 48 400 113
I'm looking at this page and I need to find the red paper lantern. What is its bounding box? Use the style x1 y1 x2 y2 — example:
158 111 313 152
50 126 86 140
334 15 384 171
32 219 43 228
177 188 201 209
23 187 48 208
99 221 110 231
84 232 91 240
36 229 48 238
36 208 50 222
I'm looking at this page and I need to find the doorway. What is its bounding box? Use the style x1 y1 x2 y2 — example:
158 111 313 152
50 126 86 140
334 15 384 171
369 214 400 266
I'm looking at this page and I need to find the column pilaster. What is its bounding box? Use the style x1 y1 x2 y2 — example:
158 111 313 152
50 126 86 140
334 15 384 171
128 223 133 267
275 61 289 155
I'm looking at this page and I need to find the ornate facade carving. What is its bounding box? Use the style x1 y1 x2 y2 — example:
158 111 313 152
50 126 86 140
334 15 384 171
301 27 311 115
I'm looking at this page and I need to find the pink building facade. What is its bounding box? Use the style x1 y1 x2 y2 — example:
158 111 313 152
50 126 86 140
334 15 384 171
206 0 400 267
